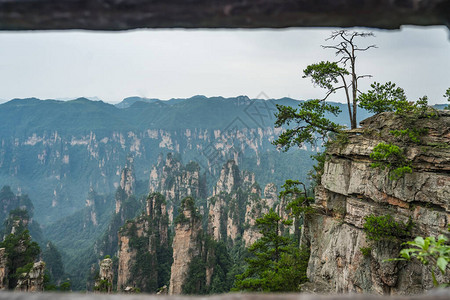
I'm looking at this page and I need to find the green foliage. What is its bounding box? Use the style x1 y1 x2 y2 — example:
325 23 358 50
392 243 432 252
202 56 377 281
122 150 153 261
361 86 438 180
303 61 349 91
358 82 408 114
445 88 450 110
59 280 72 291
363 214 413 242
42 242 65 284
0 228 41 289
390 128 428 144
308 151 327 187
16 262 34 277
273 99 343 150
233 209 308 292
298 30 375 130
0 186 35 231
207 241 233 294
369 142 412 180
359 82 436 119
43 190 116 290
43 271 57 291
182 256 207 294
175 197 201 225
104 255 110 259
279 180 314 243
396 235 450 287
94 279 112 292
117 192 172 293
360 247 372 257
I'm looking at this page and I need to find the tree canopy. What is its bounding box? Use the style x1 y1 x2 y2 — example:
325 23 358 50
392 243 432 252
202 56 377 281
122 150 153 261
274 30 376 150
233 209 308 292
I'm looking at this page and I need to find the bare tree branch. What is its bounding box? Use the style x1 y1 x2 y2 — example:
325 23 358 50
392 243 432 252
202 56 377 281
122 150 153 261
357 74 373 80
354 45 378 51
320 86 346 101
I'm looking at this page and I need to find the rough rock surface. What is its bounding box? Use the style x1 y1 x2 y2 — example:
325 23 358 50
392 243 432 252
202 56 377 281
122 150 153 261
2 291 450 299
303 111 450 294
242 183 278 246
208 160 269 245
117 193 169 292
15 261 45 292
0 0 448 30
0 248 7 290
94 258 113 293
116 157 136 214
149 153 205 225
169 197 203 295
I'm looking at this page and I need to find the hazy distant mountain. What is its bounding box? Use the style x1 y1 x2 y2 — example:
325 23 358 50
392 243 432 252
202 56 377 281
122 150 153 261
0 95 376 225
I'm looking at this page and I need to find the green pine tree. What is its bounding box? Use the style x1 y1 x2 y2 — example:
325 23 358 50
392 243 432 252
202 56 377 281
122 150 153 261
233 209 308 292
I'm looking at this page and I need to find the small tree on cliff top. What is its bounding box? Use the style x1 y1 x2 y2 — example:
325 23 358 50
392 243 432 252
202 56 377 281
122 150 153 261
274 30 376 150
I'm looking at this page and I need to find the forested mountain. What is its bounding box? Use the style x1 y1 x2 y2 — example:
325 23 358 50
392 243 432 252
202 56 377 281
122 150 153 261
0 95 372 225
0 95 375 289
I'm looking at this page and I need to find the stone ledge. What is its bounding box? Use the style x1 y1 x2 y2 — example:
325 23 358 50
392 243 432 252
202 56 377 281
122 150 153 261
1 291 450 300
0 0 449 30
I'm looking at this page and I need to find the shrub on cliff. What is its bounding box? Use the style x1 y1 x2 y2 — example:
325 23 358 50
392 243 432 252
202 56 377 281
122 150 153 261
363 214 413 242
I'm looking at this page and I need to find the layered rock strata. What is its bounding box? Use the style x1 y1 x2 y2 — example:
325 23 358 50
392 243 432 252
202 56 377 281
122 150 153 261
303 111 450 294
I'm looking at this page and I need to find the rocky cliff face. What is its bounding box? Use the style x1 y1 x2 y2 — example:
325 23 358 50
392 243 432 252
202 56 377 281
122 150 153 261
0 248 7 290
117 193 170 293
116 157 136 214
15 261 45 292
95 160 141 259
94 258 113 293
242 182 278 246
207 160 278 246
149 153 205 225
303 111 450 294
169 197 203 295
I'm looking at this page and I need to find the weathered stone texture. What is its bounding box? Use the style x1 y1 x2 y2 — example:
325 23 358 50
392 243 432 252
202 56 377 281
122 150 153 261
149 154 204 225
305 111 450 294
169 201 203 295
0 248 7 290
117 193 169 292
242 183 278 246
116 157 136 214
94 258 113 293
0 0 448 30
208 160 274 246
15 261 45 292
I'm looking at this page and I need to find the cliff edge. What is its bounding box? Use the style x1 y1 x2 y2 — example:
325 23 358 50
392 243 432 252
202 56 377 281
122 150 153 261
303 110 449 294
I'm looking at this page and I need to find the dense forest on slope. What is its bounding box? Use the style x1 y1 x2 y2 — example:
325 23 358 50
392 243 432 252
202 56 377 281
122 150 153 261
0 95 372 225
0 95 374 291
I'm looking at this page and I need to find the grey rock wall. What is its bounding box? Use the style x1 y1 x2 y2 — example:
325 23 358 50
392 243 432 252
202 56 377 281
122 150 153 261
303 111 450 294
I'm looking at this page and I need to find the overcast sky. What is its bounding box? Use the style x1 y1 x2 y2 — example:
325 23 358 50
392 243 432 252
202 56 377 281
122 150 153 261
0 26 448 105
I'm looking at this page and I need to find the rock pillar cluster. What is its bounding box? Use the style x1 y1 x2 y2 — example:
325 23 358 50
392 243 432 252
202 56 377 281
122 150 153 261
117 193 169 293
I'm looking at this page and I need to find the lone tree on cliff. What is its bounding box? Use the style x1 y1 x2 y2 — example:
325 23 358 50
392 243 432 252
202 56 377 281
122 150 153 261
274 30 376 150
